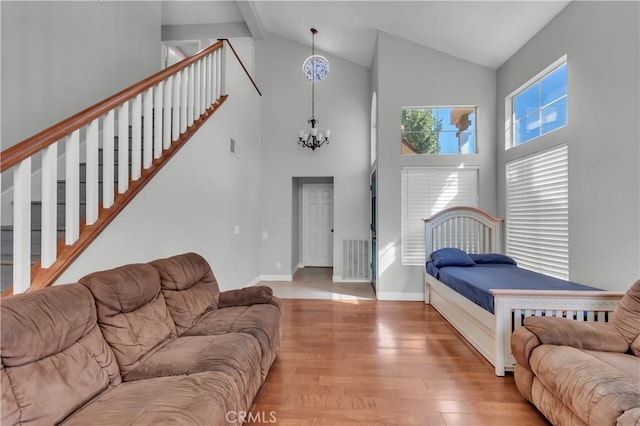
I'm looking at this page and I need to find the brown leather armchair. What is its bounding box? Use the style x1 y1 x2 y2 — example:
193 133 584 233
511 279 640 425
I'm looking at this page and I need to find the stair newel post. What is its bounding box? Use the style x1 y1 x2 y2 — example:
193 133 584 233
131 94 142 181
163 76 172 151
172 72 180 142
180 68 188 134
64 130 80 245
217 45 224 99
86 119 99 224
153 81 163 160
143 88 153 169
117 102 130 194
41 143 58 267
102 110 115 208
187 64 195 126
194 61 201 120
211 51 218 103
13 158 31 294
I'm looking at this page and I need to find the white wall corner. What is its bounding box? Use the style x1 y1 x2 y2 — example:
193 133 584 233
244 275 262 288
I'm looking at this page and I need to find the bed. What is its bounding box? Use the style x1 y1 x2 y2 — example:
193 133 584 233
422 206 625 376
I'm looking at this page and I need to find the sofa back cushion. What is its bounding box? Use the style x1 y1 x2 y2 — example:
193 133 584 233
151 252 221 335
612 278 640 356
80 263 177 377
0 284 121 426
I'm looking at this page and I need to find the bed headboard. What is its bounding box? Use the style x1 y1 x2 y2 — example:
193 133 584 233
423 206 503 255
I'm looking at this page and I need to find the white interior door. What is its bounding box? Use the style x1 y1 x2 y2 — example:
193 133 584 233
303 183 333 267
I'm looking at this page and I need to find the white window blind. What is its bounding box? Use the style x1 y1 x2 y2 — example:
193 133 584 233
401 167 479 265
506 144 569 279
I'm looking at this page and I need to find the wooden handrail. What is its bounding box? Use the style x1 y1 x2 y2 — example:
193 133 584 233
1 96 228 296
1 35 263 295
219 38 262 96
0 40 224 173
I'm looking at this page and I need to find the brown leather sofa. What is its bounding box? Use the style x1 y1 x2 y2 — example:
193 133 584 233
511 279 640 425
1 252 281 426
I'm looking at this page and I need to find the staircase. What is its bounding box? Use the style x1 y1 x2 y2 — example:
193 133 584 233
0 40 232 295
1 140 132 293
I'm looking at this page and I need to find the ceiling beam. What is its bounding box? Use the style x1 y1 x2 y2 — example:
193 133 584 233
236 1 265 41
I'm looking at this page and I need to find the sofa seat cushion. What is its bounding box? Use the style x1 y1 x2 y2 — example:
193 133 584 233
583 350 640 379
80 263 177 377
530 345 640 425
151 252 221 335
184 304 281 380
1 284 121 426
61 372 243 426
123 333 262 411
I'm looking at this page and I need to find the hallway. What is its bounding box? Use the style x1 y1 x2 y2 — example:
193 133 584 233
260 267 376 300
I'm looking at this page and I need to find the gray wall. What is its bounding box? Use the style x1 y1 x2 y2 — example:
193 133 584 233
496 1 640 290
374 31 497 300
55 41 263 290
1 1 162 149
255 33 370 280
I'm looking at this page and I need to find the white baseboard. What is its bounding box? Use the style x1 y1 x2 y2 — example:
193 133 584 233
376 292 425 301
244 276 262 287
332 275 371 283
259 274 293 282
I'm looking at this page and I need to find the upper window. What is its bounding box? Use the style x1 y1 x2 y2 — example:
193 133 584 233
509 60 567 147
401 107 477 155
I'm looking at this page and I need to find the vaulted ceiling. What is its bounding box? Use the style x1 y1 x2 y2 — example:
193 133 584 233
161 1 571 69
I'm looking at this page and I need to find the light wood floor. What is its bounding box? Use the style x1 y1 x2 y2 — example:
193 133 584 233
248 269 549 425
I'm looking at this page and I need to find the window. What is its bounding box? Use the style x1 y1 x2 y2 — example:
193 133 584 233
401 167 479 265
508 60 567 147
401 107 477 154
506 144 569 279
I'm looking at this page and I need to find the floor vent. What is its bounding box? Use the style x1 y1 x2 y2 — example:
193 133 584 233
343 238 370 280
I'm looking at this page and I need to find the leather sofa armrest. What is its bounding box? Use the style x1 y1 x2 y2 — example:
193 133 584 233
523 316 629 353
218 286 280 309
511 327 542 371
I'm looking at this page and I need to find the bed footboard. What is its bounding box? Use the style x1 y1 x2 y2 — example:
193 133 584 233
492 289 624 375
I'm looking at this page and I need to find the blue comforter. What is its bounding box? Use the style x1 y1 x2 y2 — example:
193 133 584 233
427 263 600 314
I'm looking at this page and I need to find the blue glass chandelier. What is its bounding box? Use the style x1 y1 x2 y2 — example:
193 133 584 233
298 28 331 151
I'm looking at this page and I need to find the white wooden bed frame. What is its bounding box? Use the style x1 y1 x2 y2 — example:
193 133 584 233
423 206 625 376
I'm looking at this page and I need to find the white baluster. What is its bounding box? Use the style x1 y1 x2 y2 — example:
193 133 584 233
163 76 172 150
103 110 115 208
65 130 80 244
187 64 195 126
212 51 218 101
13 158 31 294
131 94 142 180
154 81 163 159
180 68 188 134
205 54 212 108
118 102 129 194
41 143 58 267
172 71 180 142
201 57 207 112
216 48 222 99
143 88 153 169
194 61 201 119
86 119 99 224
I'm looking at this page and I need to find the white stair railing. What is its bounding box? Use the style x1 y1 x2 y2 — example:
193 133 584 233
1 41 227 295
